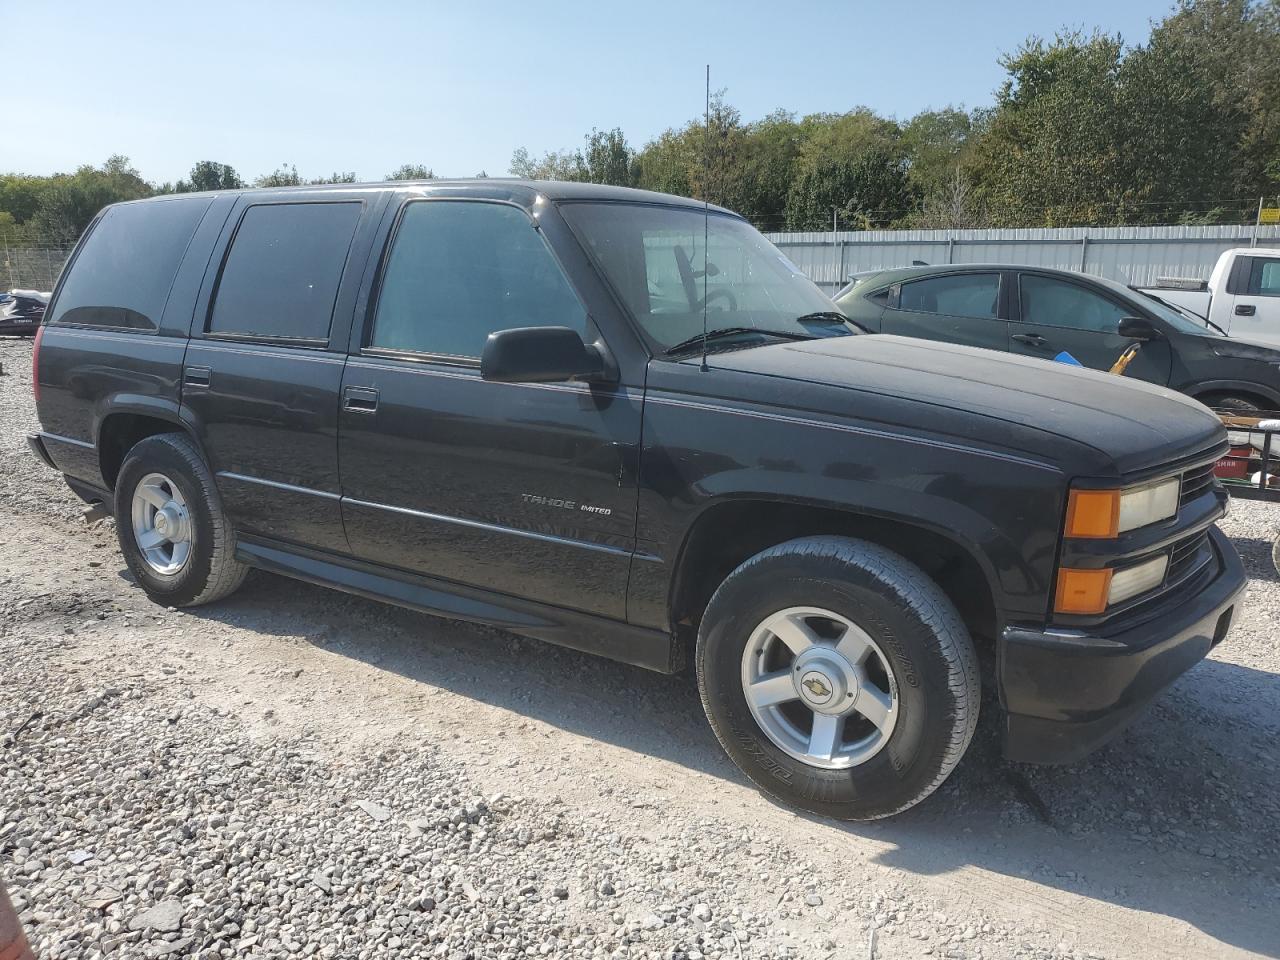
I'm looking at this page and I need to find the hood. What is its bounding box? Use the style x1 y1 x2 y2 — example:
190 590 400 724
707 335 1225 476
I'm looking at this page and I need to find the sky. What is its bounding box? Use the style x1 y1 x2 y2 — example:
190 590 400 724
6 0 1179 185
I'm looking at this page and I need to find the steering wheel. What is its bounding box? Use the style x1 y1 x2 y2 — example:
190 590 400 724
674 245 739 311
704 288 737 311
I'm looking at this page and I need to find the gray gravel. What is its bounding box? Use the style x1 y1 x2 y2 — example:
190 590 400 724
2 337 1278 960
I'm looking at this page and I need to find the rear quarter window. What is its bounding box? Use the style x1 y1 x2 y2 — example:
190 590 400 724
50 197 214 331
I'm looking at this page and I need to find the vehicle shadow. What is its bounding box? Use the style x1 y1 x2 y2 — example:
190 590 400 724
175 562 1280 958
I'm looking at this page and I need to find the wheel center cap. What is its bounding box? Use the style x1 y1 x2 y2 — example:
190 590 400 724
799 671 835 704
793 649 857 714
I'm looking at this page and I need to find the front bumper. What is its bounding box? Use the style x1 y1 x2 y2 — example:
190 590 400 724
1000 525 1245 764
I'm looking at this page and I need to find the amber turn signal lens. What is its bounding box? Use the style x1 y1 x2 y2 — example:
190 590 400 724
1055 567 1114 615
1065 489 1120 539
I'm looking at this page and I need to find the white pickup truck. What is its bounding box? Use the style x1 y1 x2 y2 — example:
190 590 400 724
1140 247 1280 345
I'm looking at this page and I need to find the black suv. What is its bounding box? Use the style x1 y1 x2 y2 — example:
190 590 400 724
836 263 1280 411
29 181 1244 820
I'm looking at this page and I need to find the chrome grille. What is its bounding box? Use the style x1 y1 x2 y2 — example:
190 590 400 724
1179 463 1216 507
1167 530 1211 587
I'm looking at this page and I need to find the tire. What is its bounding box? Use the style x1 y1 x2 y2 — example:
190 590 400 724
113 433 248 607
1201 394 1261 415
696 535 980 820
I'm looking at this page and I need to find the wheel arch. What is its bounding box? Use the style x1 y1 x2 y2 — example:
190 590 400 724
668 496 1002 650
1189 380 1280 409
94 398 204 491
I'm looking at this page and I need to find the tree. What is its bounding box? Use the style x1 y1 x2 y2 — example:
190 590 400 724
509 146 582 181
971 32 1141 225
254 164 302 187
175 160 243 193
900 108 975 196
580 128 638 186
908 167 987 229
386 164 435 180
29 156 152 242
784 149 913 230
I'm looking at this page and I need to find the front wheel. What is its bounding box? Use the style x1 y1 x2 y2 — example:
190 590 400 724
696 536 980 820
114 433 248 607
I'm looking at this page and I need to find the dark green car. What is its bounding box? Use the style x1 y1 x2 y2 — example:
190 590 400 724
834 264 1280 411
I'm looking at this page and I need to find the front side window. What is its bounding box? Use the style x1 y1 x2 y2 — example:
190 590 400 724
897 274 1000 319
1248 257 1280 297
560 202 846 352
209 202 362 342
51 197 212 330
370 201 589 358
1020 274 1130 333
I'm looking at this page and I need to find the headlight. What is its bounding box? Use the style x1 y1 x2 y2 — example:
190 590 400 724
1054 554 1170 615
1065 477 1180 538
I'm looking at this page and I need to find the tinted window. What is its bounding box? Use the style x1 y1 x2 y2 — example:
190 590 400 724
51 197 212 330
561 202 839 351
370 201 588 358
898 274 999 319
209 202 361 341
1247 257 1280 297
1020 275 1130 333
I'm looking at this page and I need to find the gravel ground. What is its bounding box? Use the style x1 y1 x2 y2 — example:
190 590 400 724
1 336 1278 960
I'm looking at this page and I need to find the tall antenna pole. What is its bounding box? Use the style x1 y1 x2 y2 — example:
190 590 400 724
701 64 711 371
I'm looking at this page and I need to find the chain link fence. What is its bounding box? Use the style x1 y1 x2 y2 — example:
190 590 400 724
1 240 74 292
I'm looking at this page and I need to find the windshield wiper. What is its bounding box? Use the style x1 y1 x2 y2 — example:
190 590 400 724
792 311 863 334
663 326 813 356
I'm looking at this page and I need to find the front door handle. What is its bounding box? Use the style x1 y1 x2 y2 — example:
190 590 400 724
1236 303 1257 317
342 386 379 414
183 365 212 388
1012 333 1050 348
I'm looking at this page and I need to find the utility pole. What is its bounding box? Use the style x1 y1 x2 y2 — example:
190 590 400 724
1254 196 1263 248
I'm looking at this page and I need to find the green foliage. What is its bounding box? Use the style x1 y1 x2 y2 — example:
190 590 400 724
175 161 243 193
386 164 435 180
510 127 638 186
310 172 358 184
254 164 302 188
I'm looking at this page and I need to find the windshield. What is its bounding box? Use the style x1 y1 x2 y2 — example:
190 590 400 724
560 202 852 353
1137 290 1225 336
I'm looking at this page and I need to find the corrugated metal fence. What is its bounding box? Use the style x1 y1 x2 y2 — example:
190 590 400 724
763 224 1280 295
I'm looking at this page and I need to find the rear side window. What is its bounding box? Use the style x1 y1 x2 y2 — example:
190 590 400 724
1246 257 1280 297
50 197 212 330
897 273 999 319
209 202 362 342
369 200 588 359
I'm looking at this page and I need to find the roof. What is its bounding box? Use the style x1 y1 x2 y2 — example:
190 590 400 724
117 178 734 216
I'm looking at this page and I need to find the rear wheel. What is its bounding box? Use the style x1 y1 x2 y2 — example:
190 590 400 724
114 433 247 607
696 536 980 820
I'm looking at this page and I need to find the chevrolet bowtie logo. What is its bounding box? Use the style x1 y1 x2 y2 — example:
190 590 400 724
802 677 831 698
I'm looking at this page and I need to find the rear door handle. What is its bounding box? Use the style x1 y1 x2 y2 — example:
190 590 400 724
183 365 211 388
1012 333 1050 348
1236 304 1257 317
342 386 379 414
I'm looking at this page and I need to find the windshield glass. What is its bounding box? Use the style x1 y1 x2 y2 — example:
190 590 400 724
1137 291 1224 336
560 202 852 352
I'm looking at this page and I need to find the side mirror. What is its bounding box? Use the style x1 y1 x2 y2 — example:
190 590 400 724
480 326 607 384
1118 317 1161 341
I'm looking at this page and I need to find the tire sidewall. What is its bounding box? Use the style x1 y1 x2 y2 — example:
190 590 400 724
115 436 219 607
698 547 971 820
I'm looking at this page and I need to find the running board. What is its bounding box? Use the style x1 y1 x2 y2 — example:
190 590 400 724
234 537 679 674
